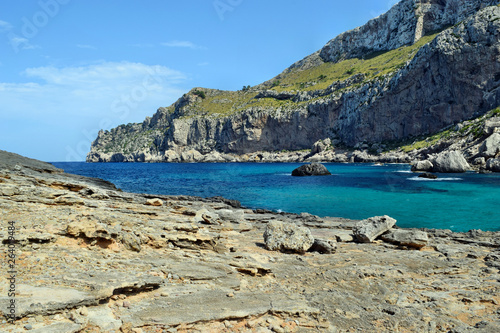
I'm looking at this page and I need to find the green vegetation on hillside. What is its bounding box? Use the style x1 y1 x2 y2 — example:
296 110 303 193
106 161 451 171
398 107 500 152
271 33 439 92
182 32 440 118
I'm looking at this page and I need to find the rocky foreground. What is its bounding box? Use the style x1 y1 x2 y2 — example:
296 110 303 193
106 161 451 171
1 150 500 332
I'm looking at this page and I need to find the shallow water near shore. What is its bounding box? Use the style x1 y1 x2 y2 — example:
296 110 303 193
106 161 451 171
52 162 500 232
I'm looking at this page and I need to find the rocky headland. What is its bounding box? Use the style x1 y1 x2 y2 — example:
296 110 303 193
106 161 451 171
1 151 500 332
87 0 500 168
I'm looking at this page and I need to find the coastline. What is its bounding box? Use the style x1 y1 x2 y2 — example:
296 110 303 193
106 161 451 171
1 150 500 332
54 160 500 233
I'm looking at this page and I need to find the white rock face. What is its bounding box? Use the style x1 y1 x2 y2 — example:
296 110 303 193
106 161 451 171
480 133 500 157
319 0 498 63
432 150 470 173
411 160 434 172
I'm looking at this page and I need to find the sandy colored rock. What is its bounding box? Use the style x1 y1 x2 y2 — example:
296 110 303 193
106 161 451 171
1 152 500 333
263 220 314 253
145 198 163 206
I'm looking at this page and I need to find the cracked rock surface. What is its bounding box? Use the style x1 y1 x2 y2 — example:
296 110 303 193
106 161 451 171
0 150 499 332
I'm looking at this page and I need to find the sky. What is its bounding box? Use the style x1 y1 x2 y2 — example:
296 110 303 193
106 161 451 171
0 0 399 162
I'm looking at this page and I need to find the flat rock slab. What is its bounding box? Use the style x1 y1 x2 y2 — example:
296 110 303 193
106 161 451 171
0 285 97 318
381 229 429 248
29 322 82 333
166 261 233 281
129 290 318 326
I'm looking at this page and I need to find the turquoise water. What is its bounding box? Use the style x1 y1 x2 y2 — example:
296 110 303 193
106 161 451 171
52 162 500 232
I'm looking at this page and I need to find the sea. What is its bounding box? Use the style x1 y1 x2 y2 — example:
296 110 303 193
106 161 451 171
51 162 500 232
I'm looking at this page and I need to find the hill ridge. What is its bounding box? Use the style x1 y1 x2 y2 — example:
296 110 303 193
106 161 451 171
87 0 500 163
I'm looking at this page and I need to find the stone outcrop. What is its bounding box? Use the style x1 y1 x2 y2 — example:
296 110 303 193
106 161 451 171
263 220 314 254
291 163 332 176
486 158 500 171
432 150 470 173
1 151 500 332
353 215 397 243
411 160 433 172
309 238 337 254
480 133 500 158
318 0 499 63
381 229 429 249
87 2 500 163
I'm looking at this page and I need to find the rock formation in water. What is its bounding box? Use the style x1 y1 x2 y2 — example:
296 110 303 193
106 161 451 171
291 163 332 176
87 0 500 163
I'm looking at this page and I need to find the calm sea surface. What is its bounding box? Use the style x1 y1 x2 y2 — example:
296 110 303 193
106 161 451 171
52 162 500 232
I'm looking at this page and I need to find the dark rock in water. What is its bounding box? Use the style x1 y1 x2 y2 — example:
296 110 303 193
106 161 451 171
292 163 331 177
418 172 438 179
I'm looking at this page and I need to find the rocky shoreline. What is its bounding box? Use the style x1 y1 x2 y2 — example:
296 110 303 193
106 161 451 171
1 150 500 332
87 107 500 175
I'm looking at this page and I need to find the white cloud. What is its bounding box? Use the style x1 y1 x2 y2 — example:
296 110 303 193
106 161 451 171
161 40 205 49
76 44 96 49
0 19 12 32
23 61 186 88
0 61 188 161
8 35 40 51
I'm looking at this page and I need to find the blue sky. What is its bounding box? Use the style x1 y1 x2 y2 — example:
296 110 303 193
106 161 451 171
0 0 398 162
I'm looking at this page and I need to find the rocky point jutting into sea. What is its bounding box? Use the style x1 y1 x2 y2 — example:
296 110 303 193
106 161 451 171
1 150 500 332
87 0 500 170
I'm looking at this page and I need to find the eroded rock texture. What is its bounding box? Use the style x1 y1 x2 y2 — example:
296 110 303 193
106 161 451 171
1 151 499 332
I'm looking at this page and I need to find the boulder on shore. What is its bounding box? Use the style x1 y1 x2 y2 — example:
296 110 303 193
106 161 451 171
263 221 314 254
480 133 500 158
353 215 397 243
292 163 331 176
431 151 470 173
381 229 429 249
411 160 433 172
309 238 337 254
486 158 500 172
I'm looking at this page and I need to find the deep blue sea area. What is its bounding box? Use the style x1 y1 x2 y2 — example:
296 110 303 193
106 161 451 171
52 162 500 232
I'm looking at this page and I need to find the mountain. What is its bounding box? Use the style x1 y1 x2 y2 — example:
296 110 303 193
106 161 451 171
87 0 500 163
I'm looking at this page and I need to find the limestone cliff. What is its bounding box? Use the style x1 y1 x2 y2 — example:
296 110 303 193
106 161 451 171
87 0 500 163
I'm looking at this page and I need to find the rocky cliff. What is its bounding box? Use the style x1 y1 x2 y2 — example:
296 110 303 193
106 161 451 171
87 0 500 163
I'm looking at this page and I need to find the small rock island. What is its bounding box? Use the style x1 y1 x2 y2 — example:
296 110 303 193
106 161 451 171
292 163 332 177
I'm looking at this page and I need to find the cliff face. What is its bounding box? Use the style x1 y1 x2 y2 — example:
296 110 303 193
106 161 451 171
318 0 497 63
87 0 500 162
